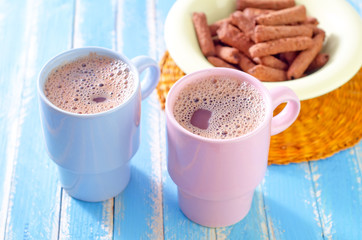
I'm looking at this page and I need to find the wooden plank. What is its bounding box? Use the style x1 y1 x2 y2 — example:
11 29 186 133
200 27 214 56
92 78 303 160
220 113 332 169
2 0 74 239
73 0 116 49
309 140 362 239
0 1 28 238
262 163 323 239
59 197 114 239
57 0 116 239
113 0 165 239
154 0 175 58
116 0 151 59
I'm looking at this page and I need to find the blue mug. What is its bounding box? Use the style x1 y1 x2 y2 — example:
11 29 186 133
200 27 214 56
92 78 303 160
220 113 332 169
38 47 160 202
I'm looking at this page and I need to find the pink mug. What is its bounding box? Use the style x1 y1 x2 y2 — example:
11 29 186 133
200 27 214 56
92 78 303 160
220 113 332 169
165 68 300 227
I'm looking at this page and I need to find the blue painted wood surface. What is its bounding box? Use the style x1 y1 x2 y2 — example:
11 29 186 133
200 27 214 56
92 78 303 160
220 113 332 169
58 1 115 239
0 0 361 239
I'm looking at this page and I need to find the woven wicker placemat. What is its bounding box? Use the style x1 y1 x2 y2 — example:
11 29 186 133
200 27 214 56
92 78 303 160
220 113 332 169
157 51 362 165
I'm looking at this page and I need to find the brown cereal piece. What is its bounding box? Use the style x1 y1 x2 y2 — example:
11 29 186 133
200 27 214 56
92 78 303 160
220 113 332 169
312 28 325 36
287 31 325 79
303 17 319 25
254 25 313 43
248 65 287 81
207 56 238 69
306 53 329 73
209 17 232 37
249 36 313 58
192 12 215 57
256 5 307 26
254 55 288 70
231 11 255 40
217 23 254 58
238 52 256 71
215 45 240 64
236 0 295 11
243 8 275 20
279 51 298 65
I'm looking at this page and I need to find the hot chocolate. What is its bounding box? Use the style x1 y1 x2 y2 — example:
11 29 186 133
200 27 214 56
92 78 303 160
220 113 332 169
44 53 135 114
172 76 266 139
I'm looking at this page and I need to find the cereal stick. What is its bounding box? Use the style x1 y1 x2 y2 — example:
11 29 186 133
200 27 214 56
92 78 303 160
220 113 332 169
249 36 313 58
247 65 287 81
209 17 232 37
254 55 288 70
217 23 254 58
207 56 238 69
192 12 215 57
313 28 325 36
254 25 313 43
236 0 295 11
256 5 307 26
306 53 329 73
238 52 256 71
215 45 240 64
304 17 319 25
231 11 255 40
287 31 325 79
279 51 298 65
243 8 275 20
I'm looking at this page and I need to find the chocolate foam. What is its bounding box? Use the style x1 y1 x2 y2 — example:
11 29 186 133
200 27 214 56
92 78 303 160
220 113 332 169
173 76 266 139
44 53 135 114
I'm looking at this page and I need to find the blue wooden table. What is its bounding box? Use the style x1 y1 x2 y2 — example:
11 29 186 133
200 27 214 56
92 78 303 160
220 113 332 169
0 0 361 239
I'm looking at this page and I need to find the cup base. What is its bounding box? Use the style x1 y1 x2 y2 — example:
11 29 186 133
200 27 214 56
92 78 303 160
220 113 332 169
57 162 131 202
178 188 254 227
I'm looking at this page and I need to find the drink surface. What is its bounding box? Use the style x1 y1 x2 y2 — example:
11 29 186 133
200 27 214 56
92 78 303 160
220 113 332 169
44 53 135 114
173 76 266 139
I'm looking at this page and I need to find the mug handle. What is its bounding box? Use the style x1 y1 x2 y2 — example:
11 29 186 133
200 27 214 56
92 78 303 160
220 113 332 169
270 86 301 136
131 56 160 100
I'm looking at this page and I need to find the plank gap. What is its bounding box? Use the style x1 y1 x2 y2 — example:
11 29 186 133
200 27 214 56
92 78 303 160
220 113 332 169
113 0 119 51
71 0 78 48
158 108 166 239
57 188 64 240
308 161 326 240
260 183 271 240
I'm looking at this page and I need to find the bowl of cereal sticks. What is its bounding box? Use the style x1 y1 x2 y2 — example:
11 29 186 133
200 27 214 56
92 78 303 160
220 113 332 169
164 0 362 100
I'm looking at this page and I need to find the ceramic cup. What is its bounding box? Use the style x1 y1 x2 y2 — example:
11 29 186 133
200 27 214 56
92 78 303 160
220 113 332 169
38 47 160 202
166 68 300 227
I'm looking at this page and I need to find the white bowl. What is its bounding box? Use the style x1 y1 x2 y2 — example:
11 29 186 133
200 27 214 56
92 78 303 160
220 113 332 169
164 0 362 100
